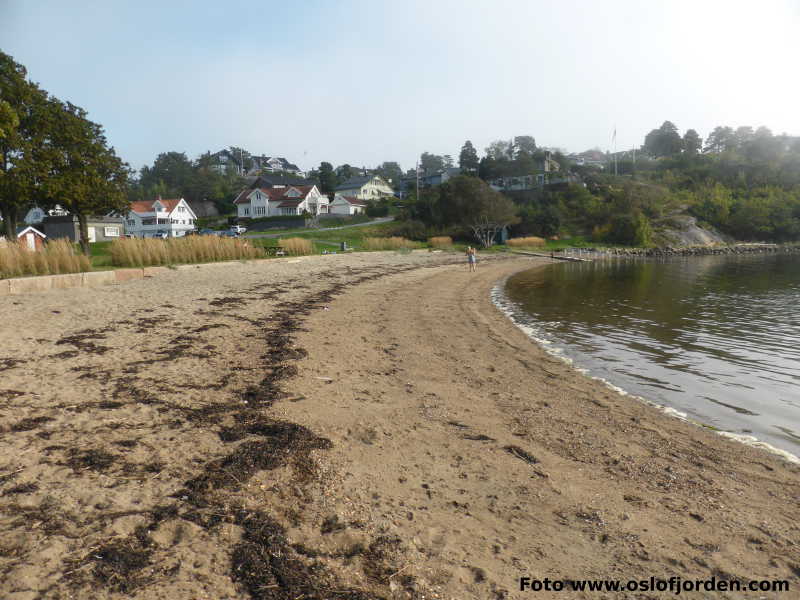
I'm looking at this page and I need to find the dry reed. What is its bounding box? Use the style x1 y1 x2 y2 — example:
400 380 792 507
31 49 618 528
428 236 453 248
507 236 546 248
110 236 264 267
0 238 90 279
277 237 313 256
363 236 416 250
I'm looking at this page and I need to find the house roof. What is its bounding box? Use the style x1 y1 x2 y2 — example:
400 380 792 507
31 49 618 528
16 225 46 238
235 185 316 205
244 174 312 188
129 199 182 214
340 196 367 207
335 176 373 191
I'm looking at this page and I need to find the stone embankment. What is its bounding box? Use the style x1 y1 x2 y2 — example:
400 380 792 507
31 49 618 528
560 243 800 258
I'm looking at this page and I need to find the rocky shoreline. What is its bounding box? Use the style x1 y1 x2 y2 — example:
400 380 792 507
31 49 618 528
559 243 800 258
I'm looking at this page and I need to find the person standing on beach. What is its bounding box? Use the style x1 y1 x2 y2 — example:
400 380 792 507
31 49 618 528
466 246 477 272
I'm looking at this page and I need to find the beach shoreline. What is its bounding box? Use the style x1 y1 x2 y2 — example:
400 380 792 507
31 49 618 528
1 252 798 599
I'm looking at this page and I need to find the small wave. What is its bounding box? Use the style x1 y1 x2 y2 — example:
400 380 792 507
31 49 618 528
490 281 800 466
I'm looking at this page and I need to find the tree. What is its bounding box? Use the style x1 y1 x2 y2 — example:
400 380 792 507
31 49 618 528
374 161 403 186
419 152 445 175
438 175 520 247
139 151 193 195
317 161 337 194
683 129 702 155
643 121 683 158
43 100 129 255
442 155 454 169
335 163 354 183
0 51 53 239
513 135 537 157
458 140 479 175
704 126 736 153
485 139 513 160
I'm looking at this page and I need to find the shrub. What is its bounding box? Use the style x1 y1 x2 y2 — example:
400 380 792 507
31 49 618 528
428 236 453 248
110 236 263 267
0 238 91 279
277 237 313 256
507 236 546 248
363 237 416 250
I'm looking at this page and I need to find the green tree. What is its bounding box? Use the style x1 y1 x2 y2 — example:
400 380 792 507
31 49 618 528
643 121 683 157
683 129 702 155
458 140 479 175
438 175 520 247
419 152 445 175
512 135 537 157
317 161 337 194
0 51 53 238
704 126 736 153
335 163 354 183
43 100 129 254
374 161 403 186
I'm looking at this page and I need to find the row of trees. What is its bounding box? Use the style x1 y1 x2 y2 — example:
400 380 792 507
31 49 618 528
128 150 247 213
0 52 128 253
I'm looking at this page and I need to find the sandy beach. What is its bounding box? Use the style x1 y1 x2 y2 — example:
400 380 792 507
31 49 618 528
1 251 799 600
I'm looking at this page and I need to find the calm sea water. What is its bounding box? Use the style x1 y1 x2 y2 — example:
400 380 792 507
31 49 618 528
502 254 800 455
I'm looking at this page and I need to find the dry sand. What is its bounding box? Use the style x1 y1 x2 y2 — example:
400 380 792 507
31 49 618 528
0 251 798 600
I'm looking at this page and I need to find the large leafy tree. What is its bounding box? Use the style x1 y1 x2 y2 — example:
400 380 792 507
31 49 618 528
458 140 479 175
0 51 53 238
703 126 736 153
374 161 403 186
439 175 520 247
139 151 194 195
419 152 445 175
317 161 337 194
512 135 537 157
682 129 702 155
43 100 129 255
643 121 683 158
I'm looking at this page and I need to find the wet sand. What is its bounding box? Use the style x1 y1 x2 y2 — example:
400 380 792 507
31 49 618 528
0 252 798 599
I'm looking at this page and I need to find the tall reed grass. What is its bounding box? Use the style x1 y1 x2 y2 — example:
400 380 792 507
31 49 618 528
428 236 453 248
110 236 264 267
277 237 313 256
0 238 91 279
507 236 546 248
363 236 416 250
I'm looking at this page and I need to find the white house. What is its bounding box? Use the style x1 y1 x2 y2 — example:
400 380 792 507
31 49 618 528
234 185 328 218
329 195 367 215
125 198 197 238
334 175 394 200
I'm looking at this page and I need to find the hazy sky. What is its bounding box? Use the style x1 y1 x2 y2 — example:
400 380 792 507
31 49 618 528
3 0 799 172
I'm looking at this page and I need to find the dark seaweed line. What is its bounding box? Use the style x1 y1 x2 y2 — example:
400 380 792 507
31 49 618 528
64 261 464 600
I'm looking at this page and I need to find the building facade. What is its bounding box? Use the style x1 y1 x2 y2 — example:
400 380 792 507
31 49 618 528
125 198 197 238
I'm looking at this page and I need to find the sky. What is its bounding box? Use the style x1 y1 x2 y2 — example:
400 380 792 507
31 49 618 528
2 0 800 173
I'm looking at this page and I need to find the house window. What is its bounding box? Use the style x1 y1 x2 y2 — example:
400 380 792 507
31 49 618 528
104 227 120 237
127 219 135 227
244 208 250 216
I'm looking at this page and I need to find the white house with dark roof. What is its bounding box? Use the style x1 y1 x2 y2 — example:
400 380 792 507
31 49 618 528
125 198 197 238
334 175 393 200
234 185 328 218
329 194 367 215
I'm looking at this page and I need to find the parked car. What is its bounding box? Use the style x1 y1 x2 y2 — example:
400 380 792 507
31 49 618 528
150 232 169 239
198 229 217 236
230 225 247 234
220 230 239 237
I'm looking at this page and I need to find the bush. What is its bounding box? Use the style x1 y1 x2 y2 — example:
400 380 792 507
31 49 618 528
428 236 453 248
363 237 417 250
277 237 313 256
507 236 546 248
0 238 91 279
387 220 427 241
110 236 264 267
